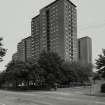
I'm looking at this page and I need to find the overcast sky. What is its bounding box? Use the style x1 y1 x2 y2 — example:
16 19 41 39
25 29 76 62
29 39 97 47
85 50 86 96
0 0 105 71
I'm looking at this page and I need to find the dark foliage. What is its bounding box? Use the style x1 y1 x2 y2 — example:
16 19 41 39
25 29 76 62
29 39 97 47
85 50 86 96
101 83 105 93
0 51 92 90
0 38 6 62
96 49 105 78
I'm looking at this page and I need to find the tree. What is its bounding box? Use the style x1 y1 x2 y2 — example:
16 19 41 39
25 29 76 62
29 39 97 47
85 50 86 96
0 71 6 87
62 62 78 85
38 51 64 88
96 49 105 78
0 38 6 62
62 62 92 86
5 61 30 88
5 60 45 89
27 63 45 87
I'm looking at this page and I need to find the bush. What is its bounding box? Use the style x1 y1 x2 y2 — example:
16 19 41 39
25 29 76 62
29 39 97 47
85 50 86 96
101 83 105 93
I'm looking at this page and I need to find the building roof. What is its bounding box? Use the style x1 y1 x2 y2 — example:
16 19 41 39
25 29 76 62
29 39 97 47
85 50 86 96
32 15 40 20
32 0 76 21
25 36 31 40
41 0 76 10
66 0 77 7
79 36 91 40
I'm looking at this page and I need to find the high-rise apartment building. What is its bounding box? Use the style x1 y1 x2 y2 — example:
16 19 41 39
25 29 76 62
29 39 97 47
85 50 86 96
31 0 78 62
31 16 40 63
78 36 92 64
17 39 26 62
25 36 32 61
12 52 18 61
17 36 32 62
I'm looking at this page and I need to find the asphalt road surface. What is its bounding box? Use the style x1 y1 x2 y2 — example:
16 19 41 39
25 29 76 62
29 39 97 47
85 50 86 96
0 83 105 105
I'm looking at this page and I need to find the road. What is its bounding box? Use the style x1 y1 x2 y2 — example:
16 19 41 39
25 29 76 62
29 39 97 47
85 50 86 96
0 83 105 105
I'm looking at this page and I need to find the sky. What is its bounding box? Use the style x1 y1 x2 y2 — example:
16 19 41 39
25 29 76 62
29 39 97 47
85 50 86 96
0 0 105 71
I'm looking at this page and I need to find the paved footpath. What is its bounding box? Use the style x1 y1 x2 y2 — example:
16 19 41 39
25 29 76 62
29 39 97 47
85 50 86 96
0 82 105 105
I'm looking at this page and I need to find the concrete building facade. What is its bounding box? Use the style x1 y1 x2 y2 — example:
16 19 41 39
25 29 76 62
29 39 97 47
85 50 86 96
17 36 32 62
12 52 18 61
17 39 26 62
31 16 40 63
78 36 92 64
31 0 78 62
25 36 32 61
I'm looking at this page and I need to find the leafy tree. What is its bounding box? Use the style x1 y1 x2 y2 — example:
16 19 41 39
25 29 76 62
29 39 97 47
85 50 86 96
38 51 92 88
62 62 78 85
96 49 105 78
5 61 30 88
27 63 45 87
0 71 6 87
0 38 6 62
62 62 92 86
0 50 93 90
77 63 92 82
38 51 64 87
4 60 45 89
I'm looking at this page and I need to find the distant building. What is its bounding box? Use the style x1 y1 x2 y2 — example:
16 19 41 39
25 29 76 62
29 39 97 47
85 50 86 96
31 16 40 63
78 36 92 64
12 52 18 61
25 36 32 62
31 0 78 62
17 39 26 62
17 36 32 62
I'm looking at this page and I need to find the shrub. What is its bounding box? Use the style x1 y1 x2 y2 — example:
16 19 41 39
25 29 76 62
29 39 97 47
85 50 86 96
101 83 105 93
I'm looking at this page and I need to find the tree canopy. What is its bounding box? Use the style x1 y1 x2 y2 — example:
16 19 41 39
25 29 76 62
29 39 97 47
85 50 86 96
96 49 105 78
0 38 6 62
0 51 92 90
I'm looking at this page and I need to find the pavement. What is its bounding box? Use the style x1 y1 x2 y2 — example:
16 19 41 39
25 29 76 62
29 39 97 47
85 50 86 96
0 81 105 105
